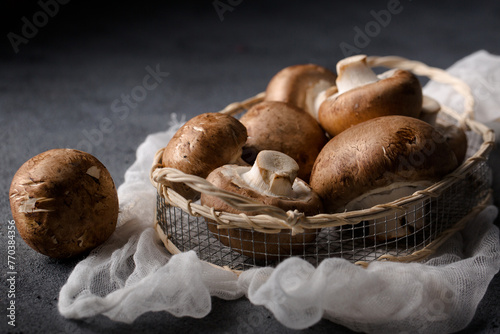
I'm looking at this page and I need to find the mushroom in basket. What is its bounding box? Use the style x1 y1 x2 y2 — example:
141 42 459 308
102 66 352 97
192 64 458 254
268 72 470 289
201 150 323 261
419 95 441 125
418 95 468 166
240 100 328 182
310 115 459 240
9 149 119 259
318 54 423 137
434 122 468 165
161 112 247 200
264 63 337 120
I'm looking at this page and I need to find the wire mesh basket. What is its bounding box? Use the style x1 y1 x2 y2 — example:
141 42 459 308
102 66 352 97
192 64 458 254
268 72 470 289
150 56 495 272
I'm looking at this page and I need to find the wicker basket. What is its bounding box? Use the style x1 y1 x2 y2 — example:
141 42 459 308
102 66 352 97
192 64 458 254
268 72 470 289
150 56 495 272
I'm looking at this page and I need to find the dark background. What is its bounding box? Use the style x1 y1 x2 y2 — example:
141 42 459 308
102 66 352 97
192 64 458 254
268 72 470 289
1 1 500 333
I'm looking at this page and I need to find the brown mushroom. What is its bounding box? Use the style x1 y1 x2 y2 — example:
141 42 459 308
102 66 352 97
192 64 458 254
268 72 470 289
318 55 423 137
310 115 458 240
240 101 328 181
416 96 468 165
201 150 323 261
9 149 118 259
264 63 337 120
435 121 468 165
161 112 247 200
419 95 441 125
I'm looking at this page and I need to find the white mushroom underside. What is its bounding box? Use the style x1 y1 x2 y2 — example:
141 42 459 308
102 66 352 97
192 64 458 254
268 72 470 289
305 79 336 120
344 181 432 211
222 166 311 199
343 181 433 238
327 68 396 103
336 55 379 94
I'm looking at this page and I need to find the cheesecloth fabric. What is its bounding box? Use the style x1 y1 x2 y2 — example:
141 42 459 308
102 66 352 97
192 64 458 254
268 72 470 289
58 50 500 333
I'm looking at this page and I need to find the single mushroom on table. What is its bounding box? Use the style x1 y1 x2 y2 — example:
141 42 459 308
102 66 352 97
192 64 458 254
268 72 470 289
264 63 337 120
161 112 247 200
310 115 459 240
240 101 328 182
9 149 119 259
201 150 323 261
318 54 423 137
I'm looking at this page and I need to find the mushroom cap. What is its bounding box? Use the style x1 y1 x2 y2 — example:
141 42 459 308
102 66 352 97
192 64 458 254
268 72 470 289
318 69 423 137
264 64 337 119
201 162 323 260
240 101 328 181
162 112 247 200
310 115 459 213
9 149 118 259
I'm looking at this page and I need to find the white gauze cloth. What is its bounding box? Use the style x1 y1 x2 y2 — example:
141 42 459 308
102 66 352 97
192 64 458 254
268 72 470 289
58 51 500 333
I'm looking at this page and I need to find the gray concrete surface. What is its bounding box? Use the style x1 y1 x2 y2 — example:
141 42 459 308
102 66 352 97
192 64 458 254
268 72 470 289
1 1 500 333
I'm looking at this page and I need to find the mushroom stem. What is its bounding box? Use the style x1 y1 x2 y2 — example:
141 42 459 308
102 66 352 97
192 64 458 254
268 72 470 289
314 85 338 120
241 150 298 197
419 95 441 126
336 54 379 94
229 147 249 166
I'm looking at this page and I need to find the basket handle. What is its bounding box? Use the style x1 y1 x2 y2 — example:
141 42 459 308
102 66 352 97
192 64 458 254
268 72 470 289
366 55 475 125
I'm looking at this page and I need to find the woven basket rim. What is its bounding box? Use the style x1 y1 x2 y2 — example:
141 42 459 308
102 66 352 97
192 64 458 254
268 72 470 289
150 55 495 235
